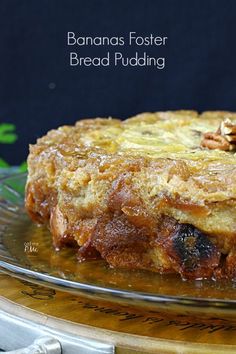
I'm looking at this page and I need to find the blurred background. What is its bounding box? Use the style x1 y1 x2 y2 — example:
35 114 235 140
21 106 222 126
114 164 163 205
1 0 236 165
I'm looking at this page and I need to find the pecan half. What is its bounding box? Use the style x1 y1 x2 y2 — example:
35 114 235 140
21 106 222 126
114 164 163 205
201 132 231 151
219 119 236 143
220 118 236 135
201 118 236 151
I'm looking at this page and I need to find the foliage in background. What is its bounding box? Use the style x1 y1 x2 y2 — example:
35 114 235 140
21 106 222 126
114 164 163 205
0 123 27 172
0 123 17 143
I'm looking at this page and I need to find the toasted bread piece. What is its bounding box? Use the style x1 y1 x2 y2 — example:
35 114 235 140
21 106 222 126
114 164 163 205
25 111 236 279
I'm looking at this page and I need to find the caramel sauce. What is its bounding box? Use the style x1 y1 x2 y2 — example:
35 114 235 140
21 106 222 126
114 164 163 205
157 196 210 217
4 218 236 302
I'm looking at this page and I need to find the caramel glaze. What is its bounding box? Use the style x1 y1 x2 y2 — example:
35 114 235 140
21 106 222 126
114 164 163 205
89 175 221 280
25 171 235 281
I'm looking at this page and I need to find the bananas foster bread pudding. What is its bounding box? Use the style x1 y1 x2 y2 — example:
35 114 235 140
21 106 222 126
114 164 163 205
25 111 236 280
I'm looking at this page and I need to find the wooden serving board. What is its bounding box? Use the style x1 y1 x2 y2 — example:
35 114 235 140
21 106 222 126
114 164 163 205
1 273 236 353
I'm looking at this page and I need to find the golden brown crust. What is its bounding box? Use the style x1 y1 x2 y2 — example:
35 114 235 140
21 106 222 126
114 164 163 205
25 111 236 280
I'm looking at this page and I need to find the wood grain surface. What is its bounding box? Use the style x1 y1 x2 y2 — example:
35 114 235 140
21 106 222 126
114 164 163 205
1 273 236 353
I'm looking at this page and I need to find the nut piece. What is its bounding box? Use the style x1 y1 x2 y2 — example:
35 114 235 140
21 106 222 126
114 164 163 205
201 132 231 151
220 118 236 136
201 118 236 151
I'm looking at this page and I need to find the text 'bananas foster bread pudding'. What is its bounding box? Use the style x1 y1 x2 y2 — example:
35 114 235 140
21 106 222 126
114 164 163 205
25 111 236 280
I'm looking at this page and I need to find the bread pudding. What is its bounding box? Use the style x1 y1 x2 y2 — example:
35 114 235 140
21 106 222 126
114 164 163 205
25 111 236 280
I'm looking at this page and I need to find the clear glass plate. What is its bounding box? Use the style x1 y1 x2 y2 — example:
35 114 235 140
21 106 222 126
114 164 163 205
1 173 236 317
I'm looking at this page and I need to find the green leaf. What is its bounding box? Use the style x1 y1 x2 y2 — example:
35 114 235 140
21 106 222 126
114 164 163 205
0 158 10 167
0 123 17 144
19 161 27 172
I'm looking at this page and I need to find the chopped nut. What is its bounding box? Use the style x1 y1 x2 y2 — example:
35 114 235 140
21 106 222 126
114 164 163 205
201 132 231 151
201 118 236 151
220 118 236 135
225 134 236 143
219 119 236 143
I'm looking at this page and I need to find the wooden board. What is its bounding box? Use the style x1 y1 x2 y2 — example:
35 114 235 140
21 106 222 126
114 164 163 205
1 273 236 353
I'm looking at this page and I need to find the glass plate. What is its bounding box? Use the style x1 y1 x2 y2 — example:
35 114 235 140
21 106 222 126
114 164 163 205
1 173 236 317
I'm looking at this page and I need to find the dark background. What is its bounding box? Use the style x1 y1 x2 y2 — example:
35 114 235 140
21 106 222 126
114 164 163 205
1 0 236 164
